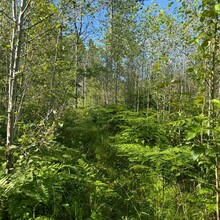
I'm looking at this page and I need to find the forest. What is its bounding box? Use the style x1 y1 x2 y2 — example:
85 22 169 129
0 0 220 219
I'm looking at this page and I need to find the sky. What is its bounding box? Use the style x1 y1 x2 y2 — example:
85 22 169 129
88 0 177 44
145 0 178 11
57 0 178 45
149 0 168 7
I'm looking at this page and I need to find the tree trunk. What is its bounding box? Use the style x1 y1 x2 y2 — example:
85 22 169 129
74 41 79 108
6 0 27 173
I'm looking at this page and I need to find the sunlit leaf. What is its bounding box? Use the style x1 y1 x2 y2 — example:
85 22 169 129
215 4 220 13
211 99 220 108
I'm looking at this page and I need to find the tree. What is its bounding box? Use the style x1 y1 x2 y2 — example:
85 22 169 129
179 0 220 218
4 0 60 172
6 0 30 173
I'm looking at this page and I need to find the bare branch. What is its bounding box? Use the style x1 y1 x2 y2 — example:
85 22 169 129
0 9 14 22
25 27 55 43
21 0 32 17
24 13 54 30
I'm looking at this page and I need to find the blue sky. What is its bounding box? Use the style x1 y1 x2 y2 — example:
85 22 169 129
58 0 177 44
145 0 177 10
144 0 178 14
150 0 167 7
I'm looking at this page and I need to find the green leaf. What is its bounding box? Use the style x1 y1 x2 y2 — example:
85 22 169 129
94 180 108 187
200 16 205 22
191 146 204 160
186 131 197 140
130 164 148 170
42 66 47 71
211 99 220 108
56 24 61 29
201 39 209 48
168 2 174 10
215 4 220 13
9 145 18 150
194 38 199 44
155 62 161 69
187 68 194 72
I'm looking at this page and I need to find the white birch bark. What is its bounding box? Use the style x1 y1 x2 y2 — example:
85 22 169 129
7 0 27 172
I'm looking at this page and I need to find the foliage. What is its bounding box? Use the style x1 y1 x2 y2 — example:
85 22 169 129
0 0 220 219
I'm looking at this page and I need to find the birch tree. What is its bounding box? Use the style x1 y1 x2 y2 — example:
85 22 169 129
5 0 59 172
6 0 30 173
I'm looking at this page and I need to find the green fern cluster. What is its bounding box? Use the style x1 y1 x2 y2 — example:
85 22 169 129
0 106 216 219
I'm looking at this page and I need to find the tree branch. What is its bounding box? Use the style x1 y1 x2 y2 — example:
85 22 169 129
0 9 14 22
24 13 54 30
